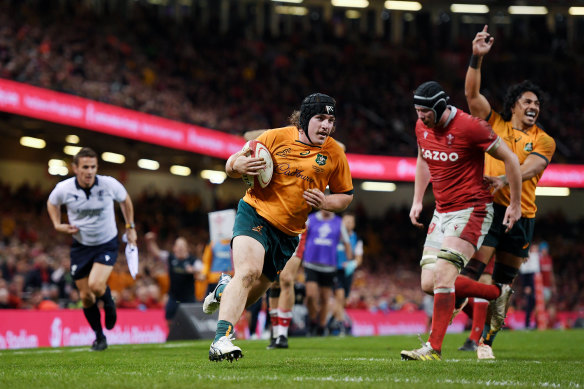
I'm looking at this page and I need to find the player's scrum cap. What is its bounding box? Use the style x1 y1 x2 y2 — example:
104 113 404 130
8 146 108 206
413 81 449 124
299 93 336 133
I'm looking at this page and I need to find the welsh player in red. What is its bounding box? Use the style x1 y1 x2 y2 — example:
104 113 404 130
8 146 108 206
401 81 522 361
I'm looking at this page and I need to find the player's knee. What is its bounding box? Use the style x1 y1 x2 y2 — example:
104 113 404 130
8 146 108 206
240 268 262 289
278 272 294 289
88 280 105 296
492 262 519 284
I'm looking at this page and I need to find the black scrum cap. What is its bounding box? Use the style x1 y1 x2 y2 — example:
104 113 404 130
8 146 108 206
299 93 336 134
413 81 449 124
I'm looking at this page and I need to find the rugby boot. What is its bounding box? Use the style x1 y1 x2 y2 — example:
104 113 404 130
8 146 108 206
209 334 243 362
203 273 232 314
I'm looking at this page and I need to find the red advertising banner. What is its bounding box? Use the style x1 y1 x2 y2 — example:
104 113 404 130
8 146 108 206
346 309 579 337
1 79 583 186
0 309 167 349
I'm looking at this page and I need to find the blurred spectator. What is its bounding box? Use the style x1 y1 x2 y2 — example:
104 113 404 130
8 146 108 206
66 288 84 309
520 244 541 329
145 232 202 328
539 241 556 306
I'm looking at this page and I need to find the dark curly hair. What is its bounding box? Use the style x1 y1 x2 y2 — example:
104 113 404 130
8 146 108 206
501 80 544 121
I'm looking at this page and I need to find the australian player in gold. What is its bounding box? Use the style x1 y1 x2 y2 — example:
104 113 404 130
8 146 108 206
205 93 353 362
463 25 556 359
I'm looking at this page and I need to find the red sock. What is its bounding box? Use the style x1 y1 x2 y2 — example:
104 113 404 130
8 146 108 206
455 276 500 300
428 289 455 352
269 309 278 338
469 299 488 343
462 298 474 318
277 309 292 337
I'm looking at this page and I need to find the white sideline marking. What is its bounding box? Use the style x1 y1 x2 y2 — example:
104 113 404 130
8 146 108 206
194 374 581 388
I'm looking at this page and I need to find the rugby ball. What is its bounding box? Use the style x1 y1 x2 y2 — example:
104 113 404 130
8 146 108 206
241 140 273 189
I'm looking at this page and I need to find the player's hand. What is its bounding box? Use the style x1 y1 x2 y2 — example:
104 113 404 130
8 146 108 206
233 151 266 176
484 175 506 194
503 203 521 233
303 188 327 209
409 203 424 229
55 223 79 235
126 228 138 245
472 25 494 56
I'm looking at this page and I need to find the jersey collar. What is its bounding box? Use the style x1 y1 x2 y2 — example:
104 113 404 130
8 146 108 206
75 176 99 199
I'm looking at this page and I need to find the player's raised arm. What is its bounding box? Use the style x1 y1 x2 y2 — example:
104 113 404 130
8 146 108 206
465 25 494 120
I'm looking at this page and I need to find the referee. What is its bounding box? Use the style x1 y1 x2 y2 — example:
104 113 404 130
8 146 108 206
47 147 137 351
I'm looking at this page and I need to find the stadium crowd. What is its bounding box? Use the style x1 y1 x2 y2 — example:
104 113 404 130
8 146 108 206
0 2 582 162
0 181 582 330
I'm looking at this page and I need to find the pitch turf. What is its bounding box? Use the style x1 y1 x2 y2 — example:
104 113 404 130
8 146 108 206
1 330 583 388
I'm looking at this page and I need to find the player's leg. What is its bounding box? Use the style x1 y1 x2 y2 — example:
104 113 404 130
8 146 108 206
427 237 475 350
480 251 523 348
331 269 346 334
317 283 333 336
521 273 536 328
76 276 107 351
72 239 117 351
340 271 355 335
403 205 492 360
88 262 116 329
88 237 119 332
267 283 280 349
274 255 301 348
480 214 534 358
451 245 498 323
209 235 266 362
304 269 320 335
459 256 494 351
213 235 264 343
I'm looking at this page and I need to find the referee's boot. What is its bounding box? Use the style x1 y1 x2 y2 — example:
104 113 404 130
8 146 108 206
90 336 108 351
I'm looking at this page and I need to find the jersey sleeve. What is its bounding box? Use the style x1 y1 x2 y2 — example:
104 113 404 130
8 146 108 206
468 117 499 152
47 182 65 206
328 143 353 194
104 176 128 202
532 132 556 166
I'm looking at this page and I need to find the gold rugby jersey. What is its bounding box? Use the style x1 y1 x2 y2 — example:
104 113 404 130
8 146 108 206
484 110 556 218
243 126 353 236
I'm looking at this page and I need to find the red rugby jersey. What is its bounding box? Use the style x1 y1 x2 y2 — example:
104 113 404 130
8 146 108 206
415 107 500 213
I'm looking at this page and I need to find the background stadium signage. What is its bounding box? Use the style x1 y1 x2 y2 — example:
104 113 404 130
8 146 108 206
0 309 167 349
1 79 582 187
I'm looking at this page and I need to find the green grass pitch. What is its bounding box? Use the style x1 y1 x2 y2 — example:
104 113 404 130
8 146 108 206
1 330 583 388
